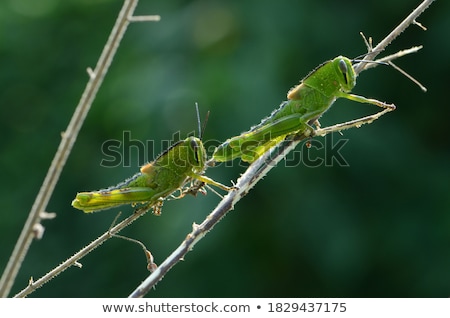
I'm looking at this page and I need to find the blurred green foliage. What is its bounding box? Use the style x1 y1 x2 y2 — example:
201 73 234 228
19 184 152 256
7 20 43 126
1 0 449 297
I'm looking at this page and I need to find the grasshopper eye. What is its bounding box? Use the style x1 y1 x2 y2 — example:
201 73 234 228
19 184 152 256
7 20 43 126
339 59 347 74
338 59 348 84
190 139 200 163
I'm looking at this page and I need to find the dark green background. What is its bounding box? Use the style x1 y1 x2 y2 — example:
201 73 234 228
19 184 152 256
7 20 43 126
1 0 449 297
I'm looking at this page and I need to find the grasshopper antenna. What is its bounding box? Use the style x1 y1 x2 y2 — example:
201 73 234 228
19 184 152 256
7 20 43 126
352 59 388 66
195 102 201 139
195 102 210 140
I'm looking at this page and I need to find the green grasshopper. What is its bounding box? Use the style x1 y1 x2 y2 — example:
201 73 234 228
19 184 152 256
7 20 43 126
72 109 233 213
72 136 233 213
212 56 396 163
72 136 232 213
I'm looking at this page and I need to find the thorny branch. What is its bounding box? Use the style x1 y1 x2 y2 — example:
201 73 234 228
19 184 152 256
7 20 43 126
1 0 159 298
14 208 150 298
353 0 435 73
128 0 435 298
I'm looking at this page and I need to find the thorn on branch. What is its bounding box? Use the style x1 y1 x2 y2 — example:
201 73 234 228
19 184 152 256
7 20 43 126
32 223 45 240
39 211 57 220
128 15 161 22
413 19 427 31
73 261 83 269
86 67 96 79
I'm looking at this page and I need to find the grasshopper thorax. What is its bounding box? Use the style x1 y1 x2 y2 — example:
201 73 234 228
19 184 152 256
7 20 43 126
288 56 357 100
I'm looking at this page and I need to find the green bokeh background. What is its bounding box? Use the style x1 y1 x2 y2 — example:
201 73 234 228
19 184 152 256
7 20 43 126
1 0 449 297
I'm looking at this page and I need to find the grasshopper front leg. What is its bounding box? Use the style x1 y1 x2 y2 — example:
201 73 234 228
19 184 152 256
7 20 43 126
192 174 235 192
337 91 396 110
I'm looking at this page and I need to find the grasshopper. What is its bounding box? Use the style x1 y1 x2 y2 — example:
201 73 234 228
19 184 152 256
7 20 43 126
72 136 232 213
212 56 396 163
72 107 233 213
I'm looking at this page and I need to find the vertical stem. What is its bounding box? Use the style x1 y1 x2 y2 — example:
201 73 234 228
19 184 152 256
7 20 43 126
0 0 139 297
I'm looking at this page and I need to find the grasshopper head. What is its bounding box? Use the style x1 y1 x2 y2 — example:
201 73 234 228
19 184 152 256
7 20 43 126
332 56 356 93
186 136 207 172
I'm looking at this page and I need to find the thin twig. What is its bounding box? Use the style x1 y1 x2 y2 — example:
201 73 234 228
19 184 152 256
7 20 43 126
387 61 427 92
354 0 435 74
369 46 423 67
0 0 159 297
14 209 149 297
361 45 427 92
128 0 435 298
